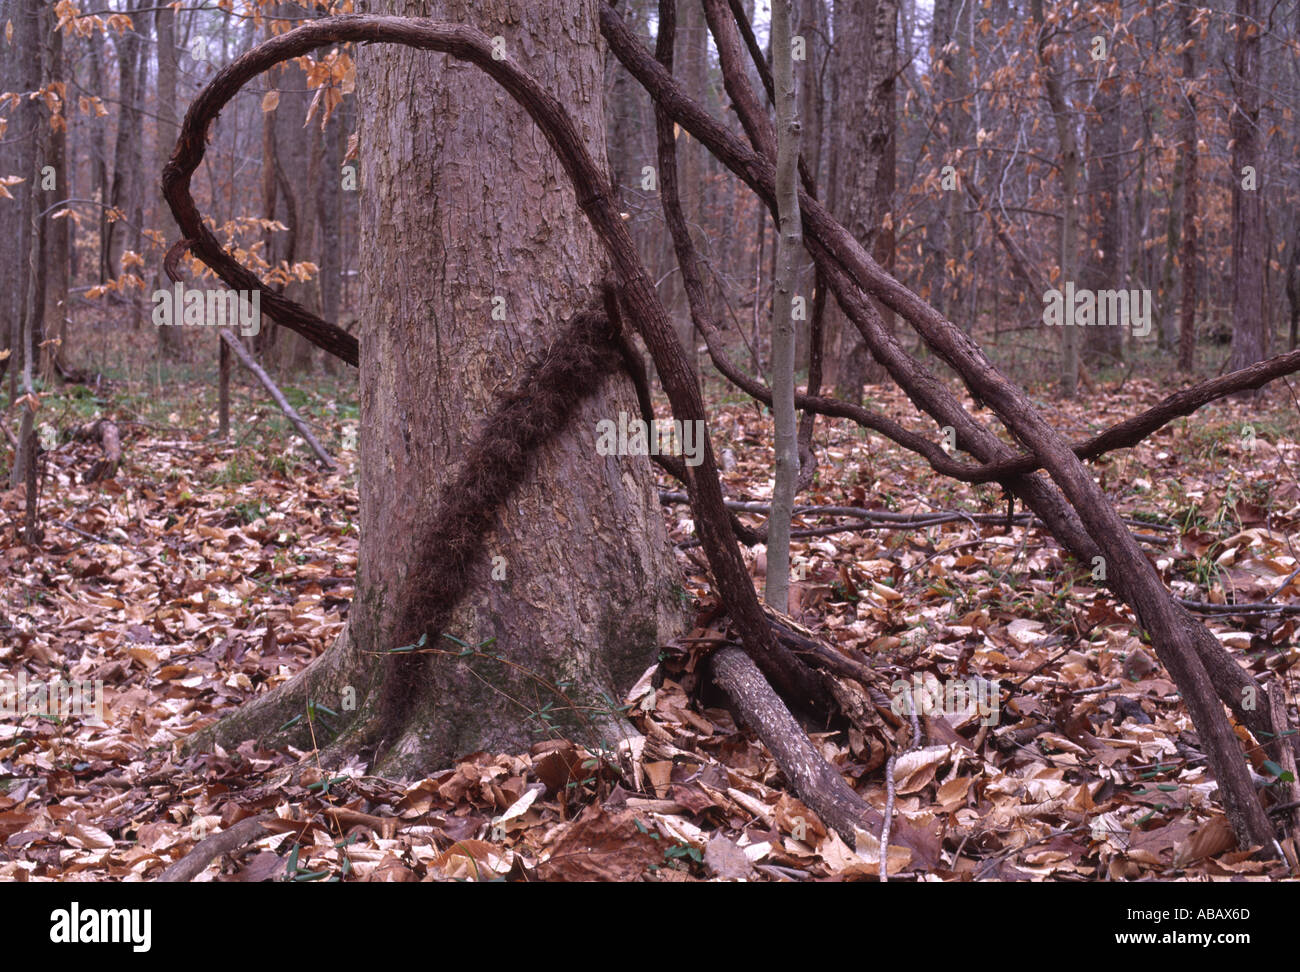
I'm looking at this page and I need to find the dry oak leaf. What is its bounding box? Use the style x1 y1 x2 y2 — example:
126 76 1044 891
1173 815 1237 867
536 807 662 881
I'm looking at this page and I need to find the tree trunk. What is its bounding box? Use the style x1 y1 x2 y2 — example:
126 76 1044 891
155 1 185 358
1287 221 1300 351
1228 0 1267 381
1032 0 1080 397
671 0 707 378
316 101 343 333
192 0 684 777
921 0 968 320
829 0 897 404
41 9 66 381
105 0 142 287
792 0 826 373
1177 0 1198 372
766 0 801 613
0 0 30 393
1083 76 1122 366
88 27 110 286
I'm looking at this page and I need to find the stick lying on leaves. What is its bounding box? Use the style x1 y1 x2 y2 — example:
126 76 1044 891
154 815 271 882
217 330 336 470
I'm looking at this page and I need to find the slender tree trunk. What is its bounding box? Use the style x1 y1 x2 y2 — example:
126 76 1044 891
1228 0 1267 381
317 109 343 333
829 0 897 404
766 0 801 612
1083 76 1122 366
793 0 825 373
41 11 66 381
671 0 706 378
156 1 184 358
1032 0 1079 397
922 0 959 317
0 0 31 389
88 28 110 286
13 0 47 493
1286 222 1300 350
1177 0 1198 371
105 0 142 284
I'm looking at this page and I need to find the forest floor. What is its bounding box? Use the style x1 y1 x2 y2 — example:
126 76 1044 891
2 340 1299 881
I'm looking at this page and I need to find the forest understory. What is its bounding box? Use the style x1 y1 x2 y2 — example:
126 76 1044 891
2 352 1297 882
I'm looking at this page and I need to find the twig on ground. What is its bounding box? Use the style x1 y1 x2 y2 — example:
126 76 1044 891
154 815 271 882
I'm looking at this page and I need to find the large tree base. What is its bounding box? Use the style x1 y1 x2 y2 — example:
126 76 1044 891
185 622 649 780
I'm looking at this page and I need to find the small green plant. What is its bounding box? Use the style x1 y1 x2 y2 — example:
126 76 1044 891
284 842 329 882
213 453 258 486
230 500 268 524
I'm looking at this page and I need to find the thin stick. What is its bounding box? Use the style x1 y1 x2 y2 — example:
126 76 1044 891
881 695 922 882
154 815 271 882
218 331 335 469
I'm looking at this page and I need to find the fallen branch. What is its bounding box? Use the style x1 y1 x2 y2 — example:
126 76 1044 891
216 331 335 469
660 492 1174 547
154 814 271 882
57 520 116 547
1176 598 1300 616
710 645 936 867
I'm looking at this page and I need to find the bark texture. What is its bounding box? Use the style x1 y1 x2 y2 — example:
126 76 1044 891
828 0 896 402
765 0 801 612
193 0 683 775
1228 0 1267 377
